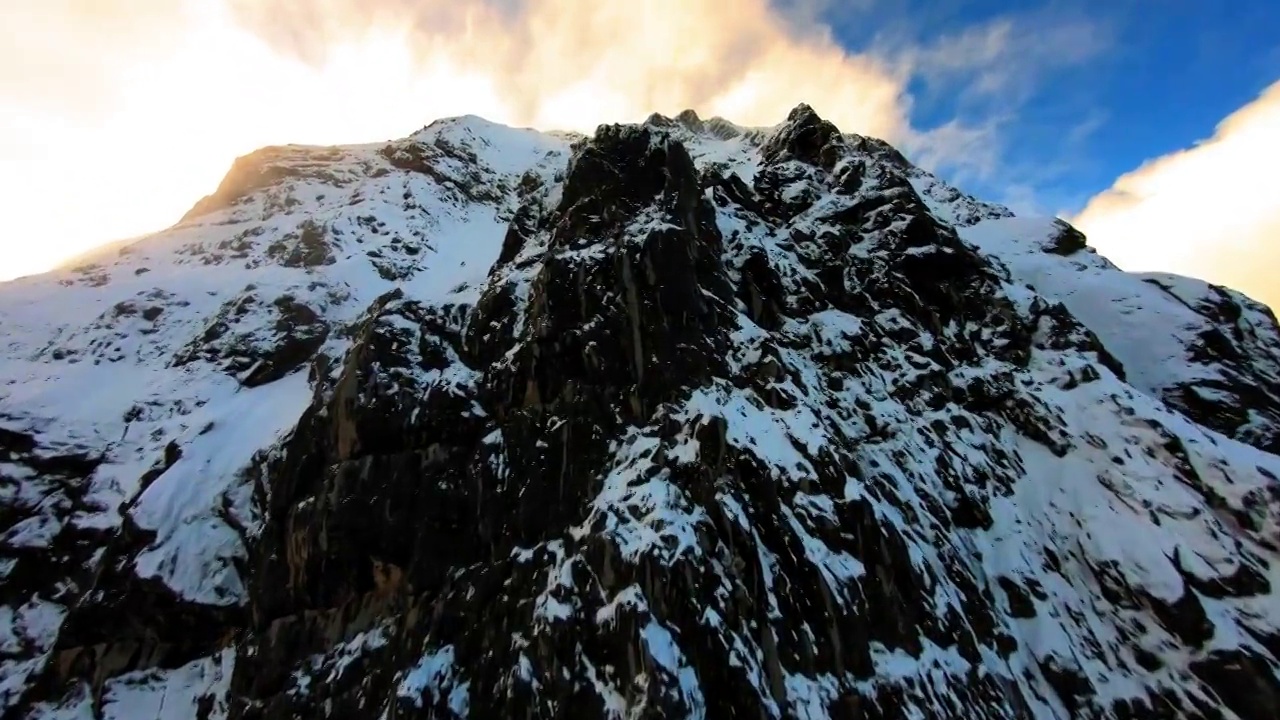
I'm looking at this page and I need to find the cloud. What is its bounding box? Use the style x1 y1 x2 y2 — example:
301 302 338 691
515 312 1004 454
874 8 1111 198
223 0 908 136
0 1 187 115
1064 108 1109 146
0 0 916 280
887 9 1111 108
1072 80 1280 310
902 115 1005 183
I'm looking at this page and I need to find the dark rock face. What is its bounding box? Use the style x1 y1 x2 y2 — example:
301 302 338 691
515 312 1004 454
1042 219 1088 256
760 103 844 168
6 106 1280 719
224 113 1280 719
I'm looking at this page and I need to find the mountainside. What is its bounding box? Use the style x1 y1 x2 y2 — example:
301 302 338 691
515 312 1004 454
4 105 1280 719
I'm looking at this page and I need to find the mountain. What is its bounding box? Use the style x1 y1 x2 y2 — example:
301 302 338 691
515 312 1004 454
3 104 1280 719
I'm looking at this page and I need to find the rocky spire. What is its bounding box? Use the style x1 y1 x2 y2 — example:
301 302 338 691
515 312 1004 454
760 102 846 168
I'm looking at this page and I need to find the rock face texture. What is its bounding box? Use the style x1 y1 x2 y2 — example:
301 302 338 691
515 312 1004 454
4 107 1280 719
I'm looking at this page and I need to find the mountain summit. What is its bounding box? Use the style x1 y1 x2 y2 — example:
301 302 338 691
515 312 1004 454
4 106 1280 719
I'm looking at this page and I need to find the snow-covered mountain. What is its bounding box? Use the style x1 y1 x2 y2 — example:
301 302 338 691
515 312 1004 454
4 105 1280 719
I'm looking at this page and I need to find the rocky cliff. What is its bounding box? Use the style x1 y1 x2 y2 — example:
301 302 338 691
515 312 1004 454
4 106 1280 719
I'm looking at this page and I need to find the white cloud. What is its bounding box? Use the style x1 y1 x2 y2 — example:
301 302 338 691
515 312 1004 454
879 9 1111 195
902 115 1005 183
1073 80 1280 310
223 0 909 136
887 11 1111 106
0 0 915 279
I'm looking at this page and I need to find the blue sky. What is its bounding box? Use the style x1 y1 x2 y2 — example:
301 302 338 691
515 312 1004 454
810 0 1280 215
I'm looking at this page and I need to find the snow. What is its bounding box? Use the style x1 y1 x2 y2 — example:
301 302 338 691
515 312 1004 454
960 215 1268 403
129 370 311 605
803 310 865 355
681 382 821 478
581 655 629 718
529 540 581 624
0 599 66 711
640 619 707 718
398 645 470 715
581 430 709 562
5 107 1280 718
276 622 397 710
0 114 573 713
781 505 866 603
24 650 234 720
100 650 235 719
409 115 572 177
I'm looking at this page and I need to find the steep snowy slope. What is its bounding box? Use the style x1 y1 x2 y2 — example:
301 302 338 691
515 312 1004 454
3 105 1280 719
961 216 1280 455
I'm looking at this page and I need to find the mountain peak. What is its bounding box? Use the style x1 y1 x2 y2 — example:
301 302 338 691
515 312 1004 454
4 108 1280 719
761 101 844 166
784 101 820 123
675 107 702 126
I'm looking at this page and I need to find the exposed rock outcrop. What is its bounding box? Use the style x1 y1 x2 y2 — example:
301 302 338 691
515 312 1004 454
4 107 1280 720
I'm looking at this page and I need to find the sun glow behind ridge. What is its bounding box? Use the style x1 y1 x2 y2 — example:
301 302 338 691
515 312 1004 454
0 4 520 280
0 0 921 281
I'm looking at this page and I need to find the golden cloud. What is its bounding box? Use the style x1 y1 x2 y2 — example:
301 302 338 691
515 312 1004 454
225 0 908 136
1073 81 1280 310
0 0 910 280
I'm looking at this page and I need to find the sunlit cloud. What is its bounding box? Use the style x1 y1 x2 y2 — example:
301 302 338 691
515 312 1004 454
0 0 912 280
231 0 914 137
1073 80 1280 310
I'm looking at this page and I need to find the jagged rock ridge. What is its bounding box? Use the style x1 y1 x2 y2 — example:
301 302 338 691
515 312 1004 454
3 106 1280 719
